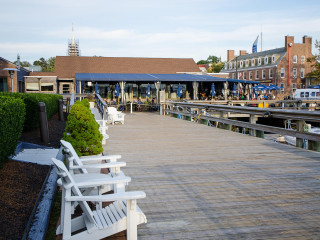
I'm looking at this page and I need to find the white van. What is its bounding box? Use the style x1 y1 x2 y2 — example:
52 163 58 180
293 89 320 100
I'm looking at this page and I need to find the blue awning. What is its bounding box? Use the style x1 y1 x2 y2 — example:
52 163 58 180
75 73 259 84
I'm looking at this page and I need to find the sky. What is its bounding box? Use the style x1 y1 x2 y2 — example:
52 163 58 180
1 0 320 64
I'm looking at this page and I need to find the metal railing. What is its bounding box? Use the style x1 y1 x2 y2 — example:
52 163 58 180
163 101 320 151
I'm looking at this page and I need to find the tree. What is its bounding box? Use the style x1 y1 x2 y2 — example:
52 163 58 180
306 40 320 81
13 60 31 67
197 60 208 64
33 57 56 72
207 55 219 64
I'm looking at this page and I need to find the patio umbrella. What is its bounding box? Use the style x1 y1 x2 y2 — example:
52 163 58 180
268 84 281 90
177 84 182 97
232 83 237 96
95 83 99 94
115 83 120 98
146 84 151 97
210 83 216 97
253 84 268 91
310 84 320 89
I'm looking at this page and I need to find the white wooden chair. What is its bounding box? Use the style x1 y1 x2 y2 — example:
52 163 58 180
52 158 146 240
96 119 109 144
60 140 127 193
107 107 125 125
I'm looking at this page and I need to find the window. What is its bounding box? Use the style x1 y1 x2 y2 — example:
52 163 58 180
311 92 316 97
301 68 305 78
0 78 8 92
240 61 243 68
280 68 285 78
234 62 237 69
301 56 305 63
244 72 247 80
293 68 297 78
41 83 54 91
264 56 268 64
305 92 309 97
292 83 297 91
232 73 236 79
258 58 261 65
245 60 249 67
62 84 70 93
300 92 305 97
293 55 297 63
269 69 273 78
262 70 266 79
255 70 259 79
280 83 284 93
251 59 255 66
272 55 276 63
26 82 39 91
229 62 232 69
249 71 252 80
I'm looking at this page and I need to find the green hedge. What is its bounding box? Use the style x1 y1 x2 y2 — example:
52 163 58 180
0 96 26 168
62 100 102 156
0 92 62 130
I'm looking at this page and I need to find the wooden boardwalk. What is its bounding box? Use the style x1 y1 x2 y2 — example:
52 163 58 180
103 112 320 240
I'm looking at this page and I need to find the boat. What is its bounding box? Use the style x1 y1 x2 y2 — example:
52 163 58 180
281 120 320 147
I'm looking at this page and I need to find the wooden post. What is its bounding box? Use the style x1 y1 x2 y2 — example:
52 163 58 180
66 97 70 114
38 102 49 144
249 114 257 136
58 99 64 121
296 120 305 149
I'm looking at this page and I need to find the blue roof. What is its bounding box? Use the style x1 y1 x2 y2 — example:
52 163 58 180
75 73 259 84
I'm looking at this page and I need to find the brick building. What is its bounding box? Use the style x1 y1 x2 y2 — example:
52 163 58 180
0 57 29 92
221 35 314 99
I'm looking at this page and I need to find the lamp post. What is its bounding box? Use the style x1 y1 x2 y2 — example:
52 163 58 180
3 68 19 92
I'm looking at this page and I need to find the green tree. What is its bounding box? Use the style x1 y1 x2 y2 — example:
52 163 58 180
207 55 219 64
13 60 31 67
197 60 208 64
306 40 320 81
33 57 56 72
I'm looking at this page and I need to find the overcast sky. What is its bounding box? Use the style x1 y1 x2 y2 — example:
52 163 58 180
1 0 320 64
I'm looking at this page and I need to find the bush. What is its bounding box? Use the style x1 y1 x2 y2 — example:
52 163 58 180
0 96 26 168
0 92 62 130
62 103 102 156
74 99 90 109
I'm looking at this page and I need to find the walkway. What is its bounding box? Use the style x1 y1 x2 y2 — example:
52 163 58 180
103 112 320 239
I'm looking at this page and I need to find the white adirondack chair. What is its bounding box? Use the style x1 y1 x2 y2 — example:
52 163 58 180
52 158 147 240
107 107 125 125
96 119 109 144
60 140 127 193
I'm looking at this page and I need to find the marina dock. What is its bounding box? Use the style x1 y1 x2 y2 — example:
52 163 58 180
103 112 320 239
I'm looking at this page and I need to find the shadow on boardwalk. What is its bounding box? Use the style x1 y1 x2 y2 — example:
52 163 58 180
104 112 320 240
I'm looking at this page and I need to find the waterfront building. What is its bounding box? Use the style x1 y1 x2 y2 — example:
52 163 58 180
221 35 314 99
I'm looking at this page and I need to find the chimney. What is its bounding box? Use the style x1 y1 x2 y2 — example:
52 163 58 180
302 35 312 46
285 35 294 51
227 50 235 62
239 50 247 56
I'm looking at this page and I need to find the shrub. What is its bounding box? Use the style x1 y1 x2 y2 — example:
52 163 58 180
74 99 90 109
0 96 26 168
62 103 102 156
0 92 62 130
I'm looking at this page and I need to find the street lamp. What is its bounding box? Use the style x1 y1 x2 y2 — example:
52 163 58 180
2 68 19 92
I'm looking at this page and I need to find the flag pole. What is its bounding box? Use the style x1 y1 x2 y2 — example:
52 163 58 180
261 31 262 52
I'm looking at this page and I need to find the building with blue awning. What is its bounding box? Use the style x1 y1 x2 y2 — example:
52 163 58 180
26 56 258 101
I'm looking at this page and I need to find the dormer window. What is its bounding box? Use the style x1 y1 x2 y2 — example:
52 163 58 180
251 59 255 66
240 61 243 68
234 62 237 69
264 56 268 64
258 58 261 65
229 62 232 70
272 55 276 63
245 59 249 67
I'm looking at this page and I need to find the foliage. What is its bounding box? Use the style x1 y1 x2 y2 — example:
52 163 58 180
0 96 26 168
63 102 102 156
75 98 90 109
197 55 220 65
306 40 320 81
13 60 31 67
33 57 56 72
207 62 225 73
0 92 62 131
197 60 208 64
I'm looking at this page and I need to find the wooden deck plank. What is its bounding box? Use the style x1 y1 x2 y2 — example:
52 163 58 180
103 113 320 239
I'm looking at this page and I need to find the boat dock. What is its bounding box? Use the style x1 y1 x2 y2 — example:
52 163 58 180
103 112 320 239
